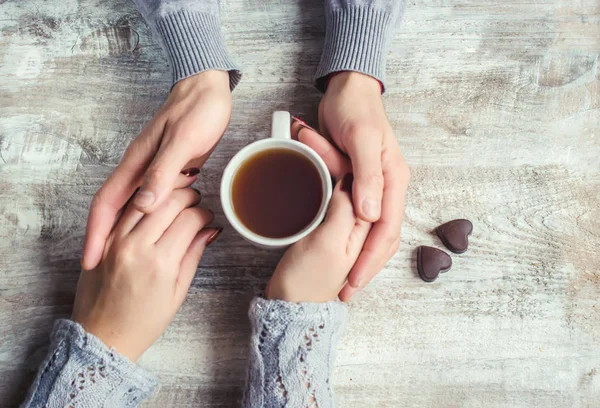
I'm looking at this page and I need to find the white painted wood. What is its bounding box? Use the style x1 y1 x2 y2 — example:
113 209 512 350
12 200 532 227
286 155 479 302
0 0 598 406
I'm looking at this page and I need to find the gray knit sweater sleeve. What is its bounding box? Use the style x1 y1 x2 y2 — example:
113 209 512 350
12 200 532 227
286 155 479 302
243 297 348 407
315 0 405 91
132 0 241 89
20 319 157 408
22 298 347 407
133 0 403 92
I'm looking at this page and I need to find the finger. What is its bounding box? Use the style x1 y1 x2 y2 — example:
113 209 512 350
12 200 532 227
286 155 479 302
82 168 144 271
344 145 409 296
290 116 319 141
177 227 223 300
130 188 203 243
338 282 354 302
112 188 145 237
347 218 372 260
157 206 215 260
81 116 166 270
107 171 195 240
294 121 351 180
322 174 372 260
314 173 356 244
344 128 385 222
338 236 401 302
133 124 200 213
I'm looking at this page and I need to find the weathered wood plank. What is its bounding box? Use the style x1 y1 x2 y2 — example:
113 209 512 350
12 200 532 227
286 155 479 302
1 0 599 406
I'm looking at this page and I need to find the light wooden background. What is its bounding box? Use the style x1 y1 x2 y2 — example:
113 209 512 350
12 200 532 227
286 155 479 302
1 0 599 406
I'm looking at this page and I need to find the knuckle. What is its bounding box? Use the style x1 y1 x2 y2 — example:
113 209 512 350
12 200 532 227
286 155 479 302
146 168 167 186
114 239 138 266
90 190 104 209
345 122 380 140
165 192 186 210
168 189 197 209
360 172 384 188
182 207 206 225
124 138 143 156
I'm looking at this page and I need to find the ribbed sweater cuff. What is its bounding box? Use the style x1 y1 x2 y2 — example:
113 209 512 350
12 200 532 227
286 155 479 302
315 6 395 93
153 10 241 90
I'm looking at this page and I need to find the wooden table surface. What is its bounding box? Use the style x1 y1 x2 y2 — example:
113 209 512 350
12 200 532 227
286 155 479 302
1 0 599 406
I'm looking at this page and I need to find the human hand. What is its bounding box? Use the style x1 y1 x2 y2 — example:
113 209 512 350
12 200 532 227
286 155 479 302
266 174 371 303
299 72 410 300
72 187 222 361
82 70 231 271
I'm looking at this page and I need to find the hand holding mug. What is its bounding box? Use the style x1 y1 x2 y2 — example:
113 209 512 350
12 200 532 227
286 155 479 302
300 72 410 300
266 174 371 303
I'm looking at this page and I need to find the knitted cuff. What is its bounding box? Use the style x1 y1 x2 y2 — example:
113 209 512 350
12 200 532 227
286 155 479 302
153 10 241 90
244 297 348 407
52 319 158 393
22 319 157 407
315 6 397 93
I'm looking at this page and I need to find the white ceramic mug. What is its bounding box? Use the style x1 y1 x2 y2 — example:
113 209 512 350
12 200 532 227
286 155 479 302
220 111 333 248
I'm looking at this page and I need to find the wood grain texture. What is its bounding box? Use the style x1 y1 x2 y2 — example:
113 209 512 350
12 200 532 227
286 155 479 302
1 0 599 406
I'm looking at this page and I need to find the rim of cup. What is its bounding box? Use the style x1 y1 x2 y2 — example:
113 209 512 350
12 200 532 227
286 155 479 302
220 138 332 248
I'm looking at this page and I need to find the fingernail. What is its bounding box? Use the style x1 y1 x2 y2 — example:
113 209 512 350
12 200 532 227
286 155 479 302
125 187 141 206
292 116 318 133
134 190 155 208
351 279 363 289
362 198 379 220
181 167 200 177
206 227 223 246
341 173 354 194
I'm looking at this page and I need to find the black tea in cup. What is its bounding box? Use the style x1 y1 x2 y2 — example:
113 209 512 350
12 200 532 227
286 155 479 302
231 148 323 238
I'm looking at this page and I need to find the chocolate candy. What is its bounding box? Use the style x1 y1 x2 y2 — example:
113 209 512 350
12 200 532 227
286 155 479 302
417 246 452 282
436 219 473 254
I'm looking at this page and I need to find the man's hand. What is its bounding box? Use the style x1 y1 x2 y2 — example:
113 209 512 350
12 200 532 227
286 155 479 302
299 71 410 301
82 70 231 271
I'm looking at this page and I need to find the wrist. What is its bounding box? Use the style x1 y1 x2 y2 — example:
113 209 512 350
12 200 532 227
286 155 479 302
326 71 382 95
265 280 337 303
76 320 144 362
172 70 230 95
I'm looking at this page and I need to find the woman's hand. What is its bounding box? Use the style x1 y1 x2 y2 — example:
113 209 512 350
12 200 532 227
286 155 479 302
266 173 371 303
300 72 410 301
82 70 231 271
72 187 222 361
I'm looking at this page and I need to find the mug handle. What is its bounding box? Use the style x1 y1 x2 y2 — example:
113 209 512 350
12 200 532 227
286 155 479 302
271 111 292 139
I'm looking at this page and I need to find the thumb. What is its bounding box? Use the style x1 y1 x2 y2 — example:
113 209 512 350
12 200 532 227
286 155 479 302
344 128 384 222
133 129 198 212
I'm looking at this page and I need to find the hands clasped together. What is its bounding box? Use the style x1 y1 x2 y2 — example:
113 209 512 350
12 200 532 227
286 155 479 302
74 70 409 361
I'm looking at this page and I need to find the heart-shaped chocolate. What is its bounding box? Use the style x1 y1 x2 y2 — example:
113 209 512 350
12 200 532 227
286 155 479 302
436 219 473 254
417 246 452 282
